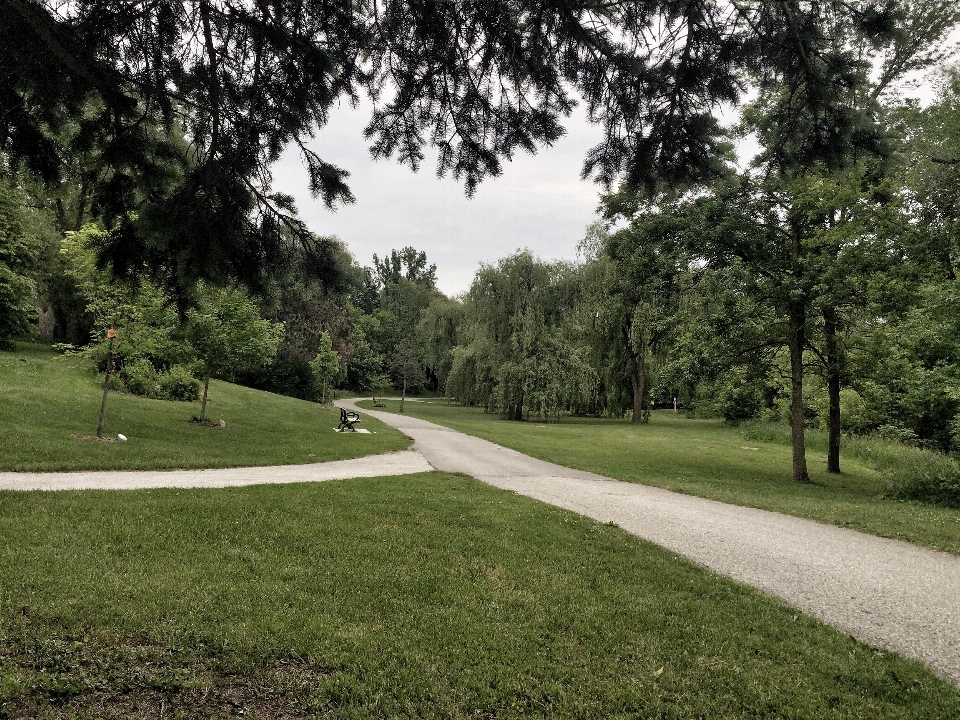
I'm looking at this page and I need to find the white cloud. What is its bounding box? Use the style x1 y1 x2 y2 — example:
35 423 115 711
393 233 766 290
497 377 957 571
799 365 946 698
273 100 606 297
273 56 949 299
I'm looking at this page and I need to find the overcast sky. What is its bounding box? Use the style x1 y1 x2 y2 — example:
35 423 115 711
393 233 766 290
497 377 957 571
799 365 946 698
272 101 607 297
272 71 943 298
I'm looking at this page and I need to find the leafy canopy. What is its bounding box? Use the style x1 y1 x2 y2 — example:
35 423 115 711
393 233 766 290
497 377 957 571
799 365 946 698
3 1 897 292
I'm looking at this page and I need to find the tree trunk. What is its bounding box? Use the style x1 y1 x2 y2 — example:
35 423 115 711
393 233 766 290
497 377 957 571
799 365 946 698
824 304 841 474
72 182 89 231
788 306 811 483
788 220 811 484
630 349 650 424
96 338 114 439
787 214 810 483
400 375 406 413
200 375 211 422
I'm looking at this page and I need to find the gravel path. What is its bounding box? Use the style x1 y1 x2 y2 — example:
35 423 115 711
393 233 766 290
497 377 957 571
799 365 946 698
4 401 959 685
0 450 431 490
339 400 960 686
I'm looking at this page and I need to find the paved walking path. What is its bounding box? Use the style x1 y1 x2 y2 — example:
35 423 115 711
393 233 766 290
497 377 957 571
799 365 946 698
0 450 432 491
339 400 960 686
4 401 959 686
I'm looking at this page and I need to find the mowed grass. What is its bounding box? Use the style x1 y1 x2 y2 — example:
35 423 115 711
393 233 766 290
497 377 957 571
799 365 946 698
360 399 960 556
0 344 409 471
1 474 958 717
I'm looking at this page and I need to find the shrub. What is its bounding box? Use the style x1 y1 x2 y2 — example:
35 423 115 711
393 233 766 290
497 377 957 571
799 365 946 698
875 424 920 445
237 357 313 400
845 435 960 509
106 372 126 393
889 461 960 508
120 358 159 397
740 419 960 508
696 369 765 422
158 365 201 402
844 425 960 509
811 387 875 434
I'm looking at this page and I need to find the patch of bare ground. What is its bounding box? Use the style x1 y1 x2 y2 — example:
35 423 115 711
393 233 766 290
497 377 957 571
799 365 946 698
0 625 329 719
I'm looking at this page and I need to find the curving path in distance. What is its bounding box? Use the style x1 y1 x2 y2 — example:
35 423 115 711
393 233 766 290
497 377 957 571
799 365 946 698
0 450 431 491
337 399 960 686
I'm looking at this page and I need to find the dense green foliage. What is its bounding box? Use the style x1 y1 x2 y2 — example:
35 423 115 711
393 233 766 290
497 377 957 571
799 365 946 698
0 179 40 349
58 227 285 409
185 284 284 421
418 40 960 504
443 252 599 420
3 0 803 294
2 3 960 501
2 475 959 717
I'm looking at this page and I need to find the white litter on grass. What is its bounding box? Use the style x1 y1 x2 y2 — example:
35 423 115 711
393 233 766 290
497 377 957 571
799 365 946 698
117 434 127 442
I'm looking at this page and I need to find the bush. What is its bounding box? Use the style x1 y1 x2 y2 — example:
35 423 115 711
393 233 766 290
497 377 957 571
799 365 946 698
106 372 126 393
120 358 159 397
840 384 889 435
158 365 201 402
740 419 960 508
889 461 960 508
845 435 960 509
875 424 920 445
696 369 765 422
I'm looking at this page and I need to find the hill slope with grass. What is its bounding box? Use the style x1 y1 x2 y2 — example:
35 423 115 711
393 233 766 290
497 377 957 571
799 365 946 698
0 344 410 472
2 474 959 716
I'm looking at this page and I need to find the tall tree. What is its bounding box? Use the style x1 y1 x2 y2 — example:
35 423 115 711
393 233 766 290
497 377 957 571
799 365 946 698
361 246 441 390
0 178 39 349
184 284 284 422
724 0 956 481
458 251 582 420
417 296 465 391
602 204 689 423
391 338 425 413
3 1 762 294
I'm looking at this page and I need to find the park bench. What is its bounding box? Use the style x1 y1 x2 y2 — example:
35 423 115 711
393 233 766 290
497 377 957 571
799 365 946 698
338 407 361 432
373 397 385 407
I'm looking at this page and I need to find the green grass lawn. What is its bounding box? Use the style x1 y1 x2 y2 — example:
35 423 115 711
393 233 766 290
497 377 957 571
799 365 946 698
359 399 960 556
0 344 409 471
2 474 957 717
